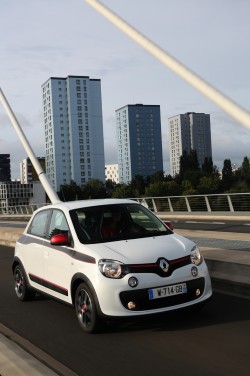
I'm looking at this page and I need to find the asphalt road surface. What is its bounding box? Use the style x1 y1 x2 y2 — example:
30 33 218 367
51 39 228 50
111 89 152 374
169 218 250 233
1 216 250 233
0 245 250 376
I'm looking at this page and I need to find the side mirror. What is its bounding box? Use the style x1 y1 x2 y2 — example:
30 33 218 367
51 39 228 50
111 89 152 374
164 221 174 231
51 232 70 246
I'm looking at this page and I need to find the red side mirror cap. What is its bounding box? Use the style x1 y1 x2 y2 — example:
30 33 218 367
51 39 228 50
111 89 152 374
51 233 69 246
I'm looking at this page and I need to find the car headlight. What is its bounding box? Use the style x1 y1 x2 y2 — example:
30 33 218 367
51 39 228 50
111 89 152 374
190 246 203 266
98 259 123 278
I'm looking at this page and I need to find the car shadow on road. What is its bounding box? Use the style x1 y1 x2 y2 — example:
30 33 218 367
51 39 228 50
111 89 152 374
104 292 250 334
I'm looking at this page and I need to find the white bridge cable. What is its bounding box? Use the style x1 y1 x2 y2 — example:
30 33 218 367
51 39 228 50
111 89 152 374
85 0 250 130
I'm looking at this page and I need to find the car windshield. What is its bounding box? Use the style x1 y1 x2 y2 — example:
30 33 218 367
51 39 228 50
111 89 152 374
70 203 172 244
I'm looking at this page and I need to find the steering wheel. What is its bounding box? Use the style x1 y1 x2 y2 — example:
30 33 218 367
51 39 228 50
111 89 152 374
120 223 145 234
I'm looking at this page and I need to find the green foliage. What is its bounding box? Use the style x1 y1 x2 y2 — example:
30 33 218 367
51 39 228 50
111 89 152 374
197 175 222 194
59 181 83 201
105 179 117 198
221 159 237 191
58 156 250 202
179 149 199 177
225 180 250 193
240 156 250 183
130 175 146 195
148 170 165 184
111 184 137 198
181 180 198 195
202 157 214 174
145 181 181 197
81 179 107 199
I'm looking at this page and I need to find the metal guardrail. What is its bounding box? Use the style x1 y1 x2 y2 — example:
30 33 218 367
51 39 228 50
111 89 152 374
0 203 48 215
133 193 250 213
1 193 250 215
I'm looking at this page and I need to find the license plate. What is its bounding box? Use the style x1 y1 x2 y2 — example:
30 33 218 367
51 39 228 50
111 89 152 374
148 283 187 300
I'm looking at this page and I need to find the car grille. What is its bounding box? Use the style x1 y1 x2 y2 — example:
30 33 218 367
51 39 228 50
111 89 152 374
124 255 191 277
120 277 205 311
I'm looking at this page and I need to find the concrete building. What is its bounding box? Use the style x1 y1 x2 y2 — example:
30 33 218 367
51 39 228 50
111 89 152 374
0 181 46 213
116 104 163 184
0 154 11 182
105 164 119 183
42 75 105 192
20 157 46 184
169 112 212 176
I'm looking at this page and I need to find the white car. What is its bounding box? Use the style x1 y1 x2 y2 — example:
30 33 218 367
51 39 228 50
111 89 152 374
13 199 212 333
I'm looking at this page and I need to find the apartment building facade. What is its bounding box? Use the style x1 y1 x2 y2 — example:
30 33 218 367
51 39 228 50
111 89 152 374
169 112 212 176
42 76 105 192
116 104 163 184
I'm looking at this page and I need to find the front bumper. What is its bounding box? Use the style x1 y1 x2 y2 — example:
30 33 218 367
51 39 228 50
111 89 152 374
94 261 212 317
120 277 205 311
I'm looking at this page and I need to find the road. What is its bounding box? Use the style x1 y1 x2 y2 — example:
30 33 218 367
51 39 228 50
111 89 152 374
169 217 250 233
0 245 249 376
1 215 250 233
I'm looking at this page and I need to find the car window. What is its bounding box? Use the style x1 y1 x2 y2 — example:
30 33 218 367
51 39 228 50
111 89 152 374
71 208 101 243
48 210 69 239
127 205 166 232
28 210 50 238
70 203 171 244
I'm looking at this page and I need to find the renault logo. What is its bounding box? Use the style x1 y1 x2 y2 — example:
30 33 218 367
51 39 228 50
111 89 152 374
158 258 169 272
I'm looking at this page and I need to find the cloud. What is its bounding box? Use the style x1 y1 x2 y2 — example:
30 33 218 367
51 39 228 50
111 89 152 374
1 0 250 181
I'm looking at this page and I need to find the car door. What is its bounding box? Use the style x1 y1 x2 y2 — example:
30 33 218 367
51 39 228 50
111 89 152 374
23 209 51 288
43 209 73 302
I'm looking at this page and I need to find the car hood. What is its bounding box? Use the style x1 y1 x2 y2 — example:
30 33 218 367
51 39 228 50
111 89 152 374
86 233 196 263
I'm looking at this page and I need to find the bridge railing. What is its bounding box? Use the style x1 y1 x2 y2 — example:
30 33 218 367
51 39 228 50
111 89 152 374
132 192 250 213
1 193 250 215
0 203 48 215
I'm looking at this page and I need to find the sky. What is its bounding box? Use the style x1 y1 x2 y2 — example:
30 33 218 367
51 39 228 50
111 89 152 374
0 0 250 179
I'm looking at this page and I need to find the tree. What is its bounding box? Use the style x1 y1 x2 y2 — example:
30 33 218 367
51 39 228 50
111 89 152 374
148 170 165 184
112 184 137 198
222 159 233 190
202 157 214 175
197 175 222 194
241 156 250 183
181 180 197 195
177 149 200 183
130 175 146 195
81 179 107 199
105 179 117 198
189 149 200 171
145 181 181 197
59 181 82 201
178 150 190 181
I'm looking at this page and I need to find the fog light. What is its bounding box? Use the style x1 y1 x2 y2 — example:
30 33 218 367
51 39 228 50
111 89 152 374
191 266 198 277
128 301 136 310
128 276 139 288
196 289 201 296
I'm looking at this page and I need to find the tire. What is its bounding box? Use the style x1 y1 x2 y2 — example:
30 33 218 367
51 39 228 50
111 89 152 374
14 264 35 301
75 283 102 333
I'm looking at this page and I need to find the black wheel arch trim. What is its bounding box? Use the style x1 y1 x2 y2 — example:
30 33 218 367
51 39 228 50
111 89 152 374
12 256 26 275
71 272 105 317
12 257 35 292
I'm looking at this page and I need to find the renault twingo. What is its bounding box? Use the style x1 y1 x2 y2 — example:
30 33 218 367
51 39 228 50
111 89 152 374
13 199 212 333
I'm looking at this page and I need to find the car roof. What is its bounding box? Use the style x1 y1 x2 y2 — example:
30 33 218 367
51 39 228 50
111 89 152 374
37 198 138 212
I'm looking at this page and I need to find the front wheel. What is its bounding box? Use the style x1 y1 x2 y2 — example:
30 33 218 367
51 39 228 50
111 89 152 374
75 283 102 333
14 264 35 301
